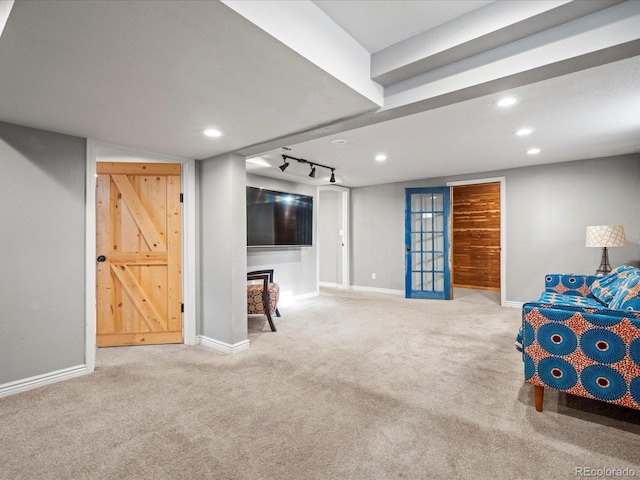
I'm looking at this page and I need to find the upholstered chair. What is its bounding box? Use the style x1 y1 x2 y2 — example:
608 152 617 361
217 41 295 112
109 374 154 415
247 269 281 332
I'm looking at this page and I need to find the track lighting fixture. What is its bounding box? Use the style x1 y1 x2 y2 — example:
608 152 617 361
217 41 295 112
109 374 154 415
279 154 337 184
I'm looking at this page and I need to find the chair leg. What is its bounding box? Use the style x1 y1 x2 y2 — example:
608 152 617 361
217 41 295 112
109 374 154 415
534 385 544 412
265 310 277 332
275 307 281 317
259 284 276 332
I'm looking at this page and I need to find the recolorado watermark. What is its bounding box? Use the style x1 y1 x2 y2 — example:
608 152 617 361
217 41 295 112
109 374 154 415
576 467 636 477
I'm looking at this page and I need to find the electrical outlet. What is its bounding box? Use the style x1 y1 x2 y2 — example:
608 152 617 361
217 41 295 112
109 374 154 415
371 273 376 280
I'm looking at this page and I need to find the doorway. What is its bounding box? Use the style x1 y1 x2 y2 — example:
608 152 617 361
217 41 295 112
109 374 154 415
318 186 350 290
85 141 197 371
447 177 506 305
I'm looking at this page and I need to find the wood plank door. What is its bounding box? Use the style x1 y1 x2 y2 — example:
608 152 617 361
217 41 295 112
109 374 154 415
451 182 500 290
96 162 182 346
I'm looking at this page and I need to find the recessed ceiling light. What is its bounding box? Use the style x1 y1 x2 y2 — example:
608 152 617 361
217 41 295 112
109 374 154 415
497 97 517 107
203 128 222 137
516 128 533 136
331 138 348 145
375 154 387 162
527 148 541 155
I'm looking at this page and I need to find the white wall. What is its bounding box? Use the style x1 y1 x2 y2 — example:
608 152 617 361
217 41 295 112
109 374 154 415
246 174 318 301
350 154 640 303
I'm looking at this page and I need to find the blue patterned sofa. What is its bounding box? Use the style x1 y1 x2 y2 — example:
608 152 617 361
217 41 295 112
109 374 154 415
517 265 640 412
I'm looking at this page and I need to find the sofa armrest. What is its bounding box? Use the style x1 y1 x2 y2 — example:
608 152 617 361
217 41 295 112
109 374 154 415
544 274 598 297
521 304 640 410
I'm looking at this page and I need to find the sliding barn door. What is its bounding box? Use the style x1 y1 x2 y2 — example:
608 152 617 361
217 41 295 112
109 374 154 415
96 162 182 346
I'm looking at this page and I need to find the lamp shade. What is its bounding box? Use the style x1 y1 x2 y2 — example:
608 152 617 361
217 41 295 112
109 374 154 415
585 225 627 248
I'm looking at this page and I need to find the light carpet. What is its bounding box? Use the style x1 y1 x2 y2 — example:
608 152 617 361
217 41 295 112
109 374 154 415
1 288 639 480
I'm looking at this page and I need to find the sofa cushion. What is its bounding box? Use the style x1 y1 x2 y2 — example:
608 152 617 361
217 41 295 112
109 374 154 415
608 272 640 312
538 292 605 309
589 265 637 306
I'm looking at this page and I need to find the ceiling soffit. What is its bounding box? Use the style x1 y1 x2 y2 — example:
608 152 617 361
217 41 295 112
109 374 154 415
0 0 380 160
238 1 640 158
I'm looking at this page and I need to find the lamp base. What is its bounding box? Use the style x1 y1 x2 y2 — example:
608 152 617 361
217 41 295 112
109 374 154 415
595 247 612 276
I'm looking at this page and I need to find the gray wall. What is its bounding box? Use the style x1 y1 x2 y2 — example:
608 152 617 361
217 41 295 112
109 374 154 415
246 174 318 298
199 153 248 345
502 155 639 301
351 154 640 303
318 190 342 285
351 182 407 292
0 122 86 384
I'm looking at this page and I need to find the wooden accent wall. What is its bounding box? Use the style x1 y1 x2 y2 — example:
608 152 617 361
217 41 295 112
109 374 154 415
452 182 500 290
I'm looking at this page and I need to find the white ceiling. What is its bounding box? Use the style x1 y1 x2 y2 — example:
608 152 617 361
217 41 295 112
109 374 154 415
314 0 493 53
1 0 639 188
249 55 640 187
0 0 377 160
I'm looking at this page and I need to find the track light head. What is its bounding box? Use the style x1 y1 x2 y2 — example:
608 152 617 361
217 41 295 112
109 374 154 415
278 154 335 182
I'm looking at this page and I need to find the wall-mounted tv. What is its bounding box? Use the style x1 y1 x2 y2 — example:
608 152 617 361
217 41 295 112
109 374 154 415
246 186 313 247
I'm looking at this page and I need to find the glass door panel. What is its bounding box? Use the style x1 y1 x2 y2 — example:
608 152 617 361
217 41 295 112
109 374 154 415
405 188 452 299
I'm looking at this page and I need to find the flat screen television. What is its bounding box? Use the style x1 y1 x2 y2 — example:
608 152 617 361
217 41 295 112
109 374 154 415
246 186 313 247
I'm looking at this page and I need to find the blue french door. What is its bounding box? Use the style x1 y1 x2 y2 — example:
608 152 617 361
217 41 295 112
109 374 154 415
405 187 452 299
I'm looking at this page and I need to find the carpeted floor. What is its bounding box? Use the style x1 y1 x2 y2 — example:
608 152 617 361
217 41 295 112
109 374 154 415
1 288 639 480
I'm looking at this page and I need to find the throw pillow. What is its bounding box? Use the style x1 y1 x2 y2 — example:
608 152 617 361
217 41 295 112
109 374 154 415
589 264 636 306
609 272 640 311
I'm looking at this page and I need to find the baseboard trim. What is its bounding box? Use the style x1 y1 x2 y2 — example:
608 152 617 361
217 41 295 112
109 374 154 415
294 291 320 300
0 364 87 398
197 335 250 355
350 285 405 296
503 300 524 309
351 285 523 306
319 283 351 291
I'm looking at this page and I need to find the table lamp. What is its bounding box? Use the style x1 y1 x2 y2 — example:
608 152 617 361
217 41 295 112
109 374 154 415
585 225 627 276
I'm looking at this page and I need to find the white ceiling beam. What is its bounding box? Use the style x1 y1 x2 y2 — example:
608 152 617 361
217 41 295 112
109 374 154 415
236 1 640 159
383 1 640 111
221 0 384 107
372 0 623 87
